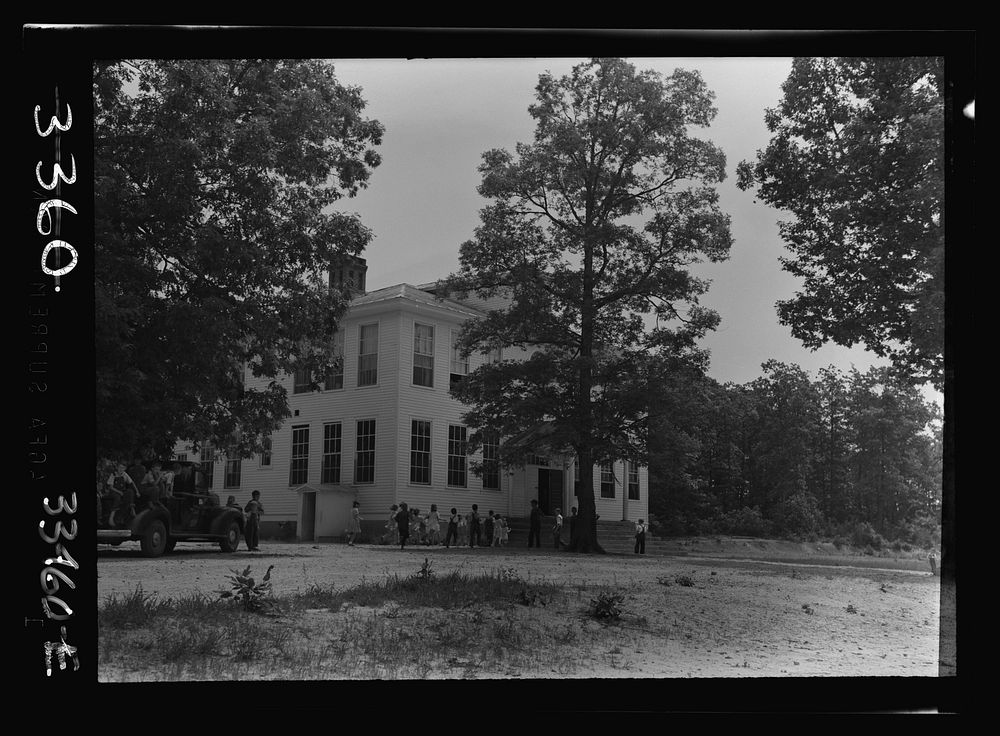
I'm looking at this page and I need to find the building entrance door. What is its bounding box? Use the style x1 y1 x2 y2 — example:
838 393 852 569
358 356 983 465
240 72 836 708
537 469 563 515
300 491 316 542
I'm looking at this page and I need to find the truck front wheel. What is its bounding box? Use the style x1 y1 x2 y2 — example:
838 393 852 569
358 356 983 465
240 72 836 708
220 521 241 553
140 520 167 557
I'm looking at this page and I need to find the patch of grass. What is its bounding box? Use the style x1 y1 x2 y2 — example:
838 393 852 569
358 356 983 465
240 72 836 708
101 585 165 628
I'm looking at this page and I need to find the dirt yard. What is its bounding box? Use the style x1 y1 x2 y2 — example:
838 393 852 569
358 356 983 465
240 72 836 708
98 536 946 682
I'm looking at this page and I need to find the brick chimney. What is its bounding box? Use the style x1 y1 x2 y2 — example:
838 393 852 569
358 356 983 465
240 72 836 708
329 255 367 297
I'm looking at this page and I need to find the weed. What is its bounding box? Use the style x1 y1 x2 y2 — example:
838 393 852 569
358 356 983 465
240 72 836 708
656 576 671 587
589 591 626 621
220 565 275 613
675 575 695 587
155 622 224 661
801 603 814 615
846 604 858 614
414 558 433 581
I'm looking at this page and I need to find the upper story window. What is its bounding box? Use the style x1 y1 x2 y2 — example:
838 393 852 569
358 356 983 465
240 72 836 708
450 330 469 390
293 367 312 394
357 323 379 387
413 323 434 388
200 443 215 489
324 330 344 390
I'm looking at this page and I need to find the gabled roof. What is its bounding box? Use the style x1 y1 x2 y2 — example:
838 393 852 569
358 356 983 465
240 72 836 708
350 283 485 318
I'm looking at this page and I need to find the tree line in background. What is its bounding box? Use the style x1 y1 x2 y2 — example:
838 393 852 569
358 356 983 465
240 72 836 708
647 359 942 550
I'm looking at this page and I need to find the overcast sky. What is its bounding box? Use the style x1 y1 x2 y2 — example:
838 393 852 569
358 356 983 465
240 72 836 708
326 57 941 405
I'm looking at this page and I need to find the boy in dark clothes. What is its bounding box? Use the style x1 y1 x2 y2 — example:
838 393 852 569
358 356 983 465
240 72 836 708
484 510 495 547
528 499 541 548
244 490 264 551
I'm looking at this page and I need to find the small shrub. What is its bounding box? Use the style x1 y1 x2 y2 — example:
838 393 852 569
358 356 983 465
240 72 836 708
414 558 433 581
589 591 626 621
801 603 814 615
220 565 275 613
773 493 825 539
846 604 858 614
656 576 672 587
851 522 886 551
717 506 771 537
675 575 695 587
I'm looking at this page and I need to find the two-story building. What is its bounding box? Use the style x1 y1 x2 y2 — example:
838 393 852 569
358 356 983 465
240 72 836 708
176 258 648 541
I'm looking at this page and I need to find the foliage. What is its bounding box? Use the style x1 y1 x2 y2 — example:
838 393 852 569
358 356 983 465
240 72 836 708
773 492 825 538
443 58 732 552
100 585 163 628
716 506 771 538
737 57 944 389
646 360 940 543
589 591 626 621
94 59 383 459
220 564 275 613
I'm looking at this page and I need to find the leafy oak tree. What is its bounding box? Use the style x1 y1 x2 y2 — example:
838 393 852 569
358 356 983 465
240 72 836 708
95 59 383 460
736 57 944 390
444 58 732 552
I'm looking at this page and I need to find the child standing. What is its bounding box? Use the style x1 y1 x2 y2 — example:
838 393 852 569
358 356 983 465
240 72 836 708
347 500 362 546
395 502 410 549
444 507 459 548
553 508 564 549
468 504 481 548
457 511 468 546
244 490 264 551
492 515 504 547
634 518 647 555
426 504 442 545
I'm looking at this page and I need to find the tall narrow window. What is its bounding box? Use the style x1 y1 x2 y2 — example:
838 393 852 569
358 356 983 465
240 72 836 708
450 331 469 390
600 463 615 498
200 444 215 489
321 423 342 484
355 419 376 483
224 456 242 489
482 432 500 491
357 324 378 386
574 459 580 497
324 331 344 390
259 436 272 467
628 462 640 500
293 367 311 394
410 420 431 484
413 324 434 387
289 426 309 486
448 425 468 487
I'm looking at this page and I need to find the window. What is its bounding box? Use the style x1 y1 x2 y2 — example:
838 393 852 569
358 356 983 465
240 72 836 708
224 457 241 489
574 460 580 497
293 367 312 394
450 331 469 390
527 454 549 467
259 436 272 467
200 444 215 488
482 432 500 491
600 463 615 498
628 462 640 500
447 425 467 487
355 420 376 484
324 331 344 390
413 323 434 387
289 426 309 486
357 323 379 386
410 420 431 484
321 423 342 484
175 453 188 463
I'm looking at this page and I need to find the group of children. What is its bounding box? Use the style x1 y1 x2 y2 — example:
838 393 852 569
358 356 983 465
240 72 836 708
381 503 511 548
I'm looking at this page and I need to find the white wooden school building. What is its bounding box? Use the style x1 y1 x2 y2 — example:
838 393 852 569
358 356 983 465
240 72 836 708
176 262 648 541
